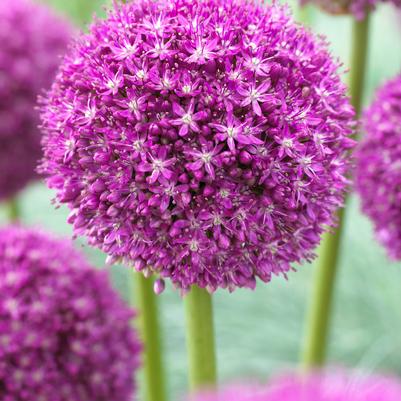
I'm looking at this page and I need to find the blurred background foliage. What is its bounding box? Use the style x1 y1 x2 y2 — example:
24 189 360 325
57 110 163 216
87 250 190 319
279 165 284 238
1 0 401 399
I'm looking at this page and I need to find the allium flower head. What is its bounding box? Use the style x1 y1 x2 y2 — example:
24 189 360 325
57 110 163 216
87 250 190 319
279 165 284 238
355 74 401 260
300 0 401 20
0 0 71 201
189 372 401 401
40 0 354 292
0 225 141 401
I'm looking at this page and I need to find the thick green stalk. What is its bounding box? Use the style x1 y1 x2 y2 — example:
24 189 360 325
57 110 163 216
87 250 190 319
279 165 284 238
73 0 95 26
184 285 217 391
301 210 345 366
297 4 314 26
301 14 370 368
133 273 167 401
349 14 371 120
7 198 20 222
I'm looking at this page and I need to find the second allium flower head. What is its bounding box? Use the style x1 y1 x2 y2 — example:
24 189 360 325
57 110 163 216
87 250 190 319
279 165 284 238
355 74 401 260
40 0 355 292
0 0 71 201
0 226 141 401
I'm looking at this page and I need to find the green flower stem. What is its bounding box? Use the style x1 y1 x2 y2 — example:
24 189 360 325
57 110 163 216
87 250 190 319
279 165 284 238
349 14 371 120
73 0 95 26
133 273 167 401
301 14 370 368
301 210 345 366
7 198 20 222
184 285 217 392
296 3 314 26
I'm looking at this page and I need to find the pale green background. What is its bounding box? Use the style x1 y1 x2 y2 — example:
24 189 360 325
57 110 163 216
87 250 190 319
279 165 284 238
1 1 401 400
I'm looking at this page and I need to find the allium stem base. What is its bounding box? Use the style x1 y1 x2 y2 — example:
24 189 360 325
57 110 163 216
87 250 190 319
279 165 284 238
184 285 217 391
301 209 345 366
133 273 167 401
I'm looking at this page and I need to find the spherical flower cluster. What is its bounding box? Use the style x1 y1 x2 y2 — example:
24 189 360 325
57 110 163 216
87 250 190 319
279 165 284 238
189 371 401 401
0 0 71 201
300 0 401 20
355 75 401 259
0 225 141 401
40 0 354 292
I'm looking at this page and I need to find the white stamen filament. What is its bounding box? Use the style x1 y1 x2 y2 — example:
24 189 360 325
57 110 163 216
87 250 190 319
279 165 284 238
181 113 193 125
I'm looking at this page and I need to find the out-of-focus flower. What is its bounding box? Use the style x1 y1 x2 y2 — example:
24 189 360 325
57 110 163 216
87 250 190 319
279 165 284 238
355 75 401 260
265 372 401 401
300 0 401 20
0 0 72 201
0 225 141 401
189 371 401 401
40 0 354 293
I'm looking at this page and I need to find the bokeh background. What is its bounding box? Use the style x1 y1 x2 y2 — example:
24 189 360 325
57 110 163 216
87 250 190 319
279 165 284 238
1 0 401 399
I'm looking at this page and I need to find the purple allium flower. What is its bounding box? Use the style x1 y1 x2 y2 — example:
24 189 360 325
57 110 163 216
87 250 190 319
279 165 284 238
355 74 401 260
0 225 141 401
189 371 401 401
300 0 401 20
40 0 355 293
0 0 71 201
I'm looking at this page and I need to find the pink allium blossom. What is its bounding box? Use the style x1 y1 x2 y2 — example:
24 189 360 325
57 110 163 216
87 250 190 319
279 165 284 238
265 372 401 401
0 225 141 401
355 74 401 260
189 372 401 401
300 0 401 20
0 0 72 201
40 0 354 292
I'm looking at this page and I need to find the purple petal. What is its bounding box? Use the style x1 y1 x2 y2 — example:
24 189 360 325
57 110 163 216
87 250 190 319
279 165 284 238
252 100 262 116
